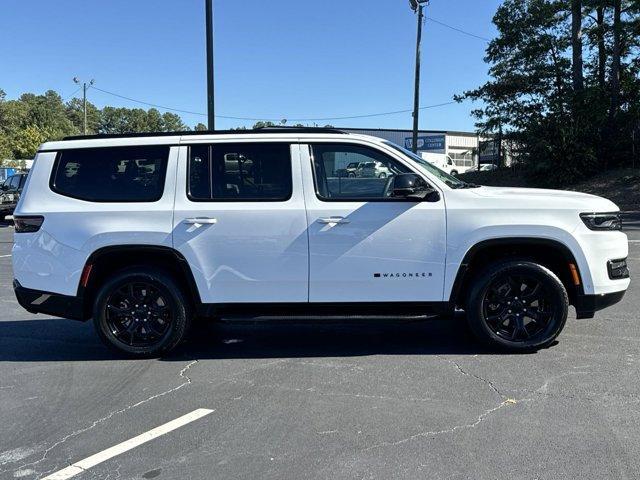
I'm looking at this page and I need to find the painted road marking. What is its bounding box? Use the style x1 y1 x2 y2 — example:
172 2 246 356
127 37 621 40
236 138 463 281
42 408 214 480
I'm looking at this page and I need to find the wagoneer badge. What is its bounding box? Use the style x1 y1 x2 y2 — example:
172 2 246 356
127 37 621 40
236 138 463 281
374 272 432 278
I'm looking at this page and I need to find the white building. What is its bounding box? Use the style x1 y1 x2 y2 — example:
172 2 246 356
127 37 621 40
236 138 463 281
341 128 491 169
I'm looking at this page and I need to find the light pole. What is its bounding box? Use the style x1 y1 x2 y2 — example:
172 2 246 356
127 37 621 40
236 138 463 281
73 77 94 135
205 0 215 130
409 0 429 153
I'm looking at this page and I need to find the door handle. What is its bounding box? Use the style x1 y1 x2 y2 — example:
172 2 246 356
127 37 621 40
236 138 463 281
318 217 350 225
184 217 217 225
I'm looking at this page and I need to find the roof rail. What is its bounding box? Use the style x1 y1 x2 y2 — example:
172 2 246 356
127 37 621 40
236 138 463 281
62 126 346 141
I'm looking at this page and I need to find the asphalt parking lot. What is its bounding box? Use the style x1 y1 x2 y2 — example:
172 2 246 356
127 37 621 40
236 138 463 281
1 220 639 480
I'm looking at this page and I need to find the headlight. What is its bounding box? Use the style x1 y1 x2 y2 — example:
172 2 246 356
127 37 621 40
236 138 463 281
580 212 622 231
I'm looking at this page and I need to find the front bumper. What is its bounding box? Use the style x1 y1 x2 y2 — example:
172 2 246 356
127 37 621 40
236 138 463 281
13 280 87 321
575 290 627 319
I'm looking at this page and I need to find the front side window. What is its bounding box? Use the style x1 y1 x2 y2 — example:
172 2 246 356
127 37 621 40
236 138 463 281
311 143 412 200
51 146 169 202
382 141 467 189
188 142 292 201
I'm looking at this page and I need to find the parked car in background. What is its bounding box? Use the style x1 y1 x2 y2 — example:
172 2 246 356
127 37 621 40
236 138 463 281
419 152 473 176
480 164 498 172
0 172 28 220
343 161 391 178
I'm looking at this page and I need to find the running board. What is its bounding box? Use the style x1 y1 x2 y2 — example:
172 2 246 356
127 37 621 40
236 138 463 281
198 301 452 319
219 314 440 325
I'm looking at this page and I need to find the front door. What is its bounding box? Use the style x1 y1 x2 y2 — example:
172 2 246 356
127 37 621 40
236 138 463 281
173 142 308 304
301 142 447 303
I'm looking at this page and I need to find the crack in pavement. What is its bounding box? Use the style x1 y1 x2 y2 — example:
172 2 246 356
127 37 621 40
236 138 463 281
356 357 521 452
7 359 199 479
362 397 521 452
443 357 507 399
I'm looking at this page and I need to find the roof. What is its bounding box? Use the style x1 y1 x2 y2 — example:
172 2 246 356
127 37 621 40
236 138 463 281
63 126 346 141
340 127 480 138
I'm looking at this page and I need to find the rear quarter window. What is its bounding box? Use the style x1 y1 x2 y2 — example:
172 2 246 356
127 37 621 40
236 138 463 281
50 146 169 202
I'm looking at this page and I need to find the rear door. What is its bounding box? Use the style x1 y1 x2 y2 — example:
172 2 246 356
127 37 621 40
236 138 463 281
301 141 447 303
173 141 308 304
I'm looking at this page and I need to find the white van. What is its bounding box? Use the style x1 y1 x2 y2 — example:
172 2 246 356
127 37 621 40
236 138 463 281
420 152 472 176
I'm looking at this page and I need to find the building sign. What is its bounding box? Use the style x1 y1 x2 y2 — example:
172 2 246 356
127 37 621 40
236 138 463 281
0 168 16 182
404 135 446 153
479 139 499 164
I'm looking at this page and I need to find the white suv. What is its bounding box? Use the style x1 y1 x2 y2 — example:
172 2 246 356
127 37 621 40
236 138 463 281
12 128 630 357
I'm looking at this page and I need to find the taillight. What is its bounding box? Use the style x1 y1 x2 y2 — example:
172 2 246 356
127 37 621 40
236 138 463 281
14 216 44 233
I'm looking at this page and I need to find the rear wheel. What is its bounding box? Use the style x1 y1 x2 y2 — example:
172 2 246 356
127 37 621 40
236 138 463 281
466 260 568 351
93 268 191 358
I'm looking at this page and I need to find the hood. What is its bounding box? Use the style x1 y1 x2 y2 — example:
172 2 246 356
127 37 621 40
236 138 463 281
469 186 619 212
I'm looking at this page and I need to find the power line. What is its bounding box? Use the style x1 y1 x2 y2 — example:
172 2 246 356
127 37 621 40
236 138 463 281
90 86 459 122
62 87 82 103
425 17 491 42
91 86 207 117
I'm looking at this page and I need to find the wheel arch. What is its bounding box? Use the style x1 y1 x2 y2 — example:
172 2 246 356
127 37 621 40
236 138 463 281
78 245 201 319
449 237 585 309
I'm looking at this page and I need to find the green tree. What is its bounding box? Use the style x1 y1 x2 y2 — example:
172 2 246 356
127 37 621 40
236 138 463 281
458 0 640 185
160 112 188 132
66 98 100 134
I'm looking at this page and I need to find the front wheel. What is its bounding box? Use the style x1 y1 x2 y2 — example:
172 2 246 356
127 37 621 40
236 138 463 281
466 260 568 351
93 268 191 358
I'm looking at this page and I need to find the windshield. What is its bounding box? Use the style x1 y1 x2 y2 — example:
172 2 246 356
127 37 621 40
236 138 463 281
382 141 474 189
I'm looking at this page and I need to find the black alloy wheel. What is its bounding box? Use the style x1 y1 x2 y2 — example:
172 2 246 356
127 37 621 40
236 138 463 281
482 273 553 342
94 268 191 357
105 281 173 348
466 260 569 351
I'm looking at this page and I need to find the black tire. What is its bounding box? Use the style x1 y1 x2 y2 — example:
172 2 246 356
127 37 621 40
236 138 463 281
93 267 192 358
466 260 568 351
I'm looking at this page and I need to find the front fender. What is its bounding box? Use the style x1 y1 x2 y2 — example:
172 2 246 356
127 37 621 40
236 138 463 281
444 225 593 300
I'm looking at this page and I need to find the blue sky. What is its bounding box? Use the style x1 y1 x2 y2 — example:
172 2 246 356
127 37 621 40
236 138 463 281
0 0 500 131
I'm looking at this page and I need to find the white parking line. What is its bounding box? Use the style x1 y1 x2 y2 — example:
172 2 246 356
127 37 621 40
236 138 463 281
42 408 214 480
0 254 11 258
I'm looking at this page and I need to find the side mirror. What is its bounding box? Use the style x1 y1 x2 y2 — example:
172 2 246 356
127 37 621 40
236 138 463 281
392 174 439 202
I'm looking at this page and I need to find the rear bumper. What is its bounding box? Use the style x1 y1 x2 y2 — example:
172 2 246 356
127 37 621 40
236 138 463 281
575 289 626 319
13 280 87 321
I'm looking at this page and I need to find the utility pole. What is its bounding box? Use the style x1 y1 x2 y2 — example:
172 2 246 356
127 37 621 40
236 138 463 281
205 0 215 130
409 0 428 153
73 77 94 135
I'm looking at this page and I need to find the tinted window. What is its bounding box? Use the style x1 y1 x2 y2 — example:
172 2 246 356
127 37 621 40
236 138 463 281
311 144 412 200
8 176 20 189
188 143 292 201
51 146 169 202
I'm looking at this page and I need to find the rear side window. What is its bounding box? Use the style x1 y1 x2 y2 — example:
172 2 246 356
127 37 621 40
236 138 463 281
188 142 292 201
50 146 169 202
